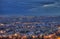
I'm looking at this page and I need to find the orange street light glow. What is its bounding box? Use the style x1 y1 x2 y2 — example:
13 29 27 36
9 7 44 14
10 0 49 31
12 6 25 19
56 37 60 39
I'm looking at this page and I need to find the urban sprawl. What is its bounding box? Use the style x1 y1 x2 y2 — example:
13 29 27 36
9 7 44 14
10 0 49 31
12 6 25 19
0 16 60 39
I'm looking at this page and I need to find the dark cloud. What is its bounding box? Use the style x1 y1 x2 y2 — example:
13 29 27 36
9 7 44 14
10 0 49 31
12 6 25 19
0 0 60 16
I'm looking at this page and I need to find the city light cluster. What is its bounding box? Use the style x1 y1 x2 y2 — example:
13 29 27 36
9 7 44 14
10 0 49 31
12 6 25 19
0 16 60 39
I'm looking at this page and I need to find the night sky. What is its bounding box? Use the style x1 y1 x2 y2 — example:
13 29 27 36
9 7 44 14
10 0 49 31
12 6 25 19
0 0 60 16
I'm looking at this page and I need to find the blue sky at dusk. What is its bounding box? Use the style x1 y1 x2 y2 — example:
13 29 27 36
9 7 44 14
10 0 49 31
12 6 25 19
0 0 60 16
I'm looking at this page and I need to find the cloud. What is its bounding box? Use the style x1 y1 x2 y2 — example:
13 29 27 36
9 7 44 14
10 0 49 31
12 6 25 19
27 0 60 8
42 2 60 7
27 0 60 15
42 4 55 7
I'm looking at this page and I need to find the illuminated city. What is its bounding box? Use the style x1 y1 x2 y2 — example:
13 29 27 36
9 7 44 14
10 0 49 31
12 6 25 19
0 0 60 39
0 16 59 39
